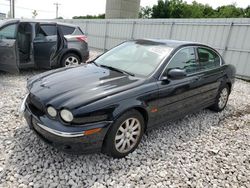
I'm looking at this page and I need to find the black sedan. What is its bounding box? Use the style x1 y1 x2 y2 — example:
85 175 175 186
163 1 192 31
22 39 236 158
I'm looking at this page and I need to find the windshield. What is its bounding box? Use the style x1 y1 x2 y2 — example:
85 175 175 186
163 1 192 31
95 41 173 77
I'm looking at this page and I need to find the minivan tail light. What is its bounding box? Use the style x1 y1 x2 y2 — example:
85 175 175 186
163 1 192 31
76 35 87 42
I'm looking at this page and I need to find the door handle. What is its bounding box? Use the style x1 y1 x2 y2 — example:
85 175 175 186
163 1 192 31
194 76 199 81
191 76 200 82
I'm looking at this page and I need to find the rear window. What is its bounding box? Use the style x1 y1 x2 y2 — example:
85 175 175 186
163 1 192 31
59 25 75 35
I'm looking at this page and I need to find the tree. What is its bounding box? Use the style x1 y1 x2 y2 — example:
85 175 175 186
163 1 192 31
244 6 250 18
168 0 186 18
73 14 105 19
185 1 206 18
216 5 244 18
203 4 216 18
142 0 247 19
32 10 38 19
152 0 170 18
139 6 152 18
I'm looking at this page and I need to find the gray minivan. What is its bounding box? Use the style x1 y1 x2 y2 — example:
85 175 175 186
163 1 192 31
0 19 89 73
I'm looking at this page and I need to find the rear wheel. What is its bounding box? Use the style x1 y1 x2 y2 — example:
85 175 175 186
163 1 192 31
209 84 230 112
61 53 81 67
103 110 145 158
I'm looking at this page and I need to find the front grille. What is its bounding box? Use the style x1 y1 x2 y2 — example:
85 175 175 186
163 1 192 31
27 94 45 116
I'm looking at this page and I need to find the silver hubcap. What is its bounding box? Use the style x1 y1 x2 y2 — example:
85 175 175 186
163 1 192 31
115 118 141 153
65 56 79 67
218 88 228 109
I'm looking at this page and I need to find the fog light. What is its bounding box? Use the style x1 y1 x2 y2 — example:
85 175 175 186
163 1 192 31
47 106 57 117
60 109 73 122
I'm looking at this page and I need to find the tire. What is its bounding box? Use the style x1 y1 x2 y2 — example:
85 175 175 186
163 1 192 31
61 53 81 67
209 84 230 112
102 110 145 158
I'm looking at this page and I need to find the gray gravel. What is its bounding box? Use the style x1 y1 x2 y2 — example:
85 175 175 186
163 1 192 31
0 50 250 187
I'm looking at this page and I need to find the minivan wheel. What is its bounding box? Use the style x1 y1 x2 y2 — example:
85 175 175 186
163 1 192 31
103 110 145 158
209 85 230 112
61 53 80 67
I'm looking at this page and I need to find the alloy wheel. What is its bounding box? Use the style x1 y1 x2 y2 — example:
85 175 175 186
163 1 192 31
218 88 228 109
65 56 79 67
114 118 141 153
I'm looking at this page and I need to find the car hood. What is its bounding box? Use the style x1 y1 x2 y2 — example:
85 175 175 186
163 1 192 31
27 64 144 109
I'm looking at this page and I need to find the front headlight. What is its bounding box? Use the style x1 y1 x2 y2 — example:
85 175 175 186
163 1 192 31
60 109 74 122
47 106 57 117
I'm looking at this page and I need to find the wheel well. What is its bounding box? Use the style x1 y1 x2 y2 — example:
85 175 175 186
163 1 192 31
133 107 149 132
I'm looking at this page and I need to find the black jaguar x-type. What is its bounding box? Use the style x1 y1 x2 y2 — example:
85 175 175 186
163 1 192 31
22 39 235 158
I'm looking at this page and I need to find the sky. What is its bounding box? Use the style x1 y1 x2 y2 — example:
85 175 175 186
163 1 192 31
0 0 249 19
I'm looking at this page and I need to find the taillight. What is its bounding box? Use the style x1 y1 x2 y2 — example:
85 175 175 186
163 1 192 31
76 35 87 42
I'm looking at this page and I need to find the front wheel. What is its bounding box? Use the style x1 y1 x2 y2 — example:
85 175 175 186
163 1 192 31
61 53 81 67
209 85 230 112
102 110 145 158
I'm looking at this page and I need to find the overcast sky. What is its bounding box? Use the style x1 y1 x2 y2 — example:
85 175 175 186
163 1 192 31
0 0 249 19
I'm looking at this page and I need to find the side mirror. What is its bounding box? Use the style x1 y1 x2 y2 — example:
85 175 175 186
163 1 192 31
167 68 187 79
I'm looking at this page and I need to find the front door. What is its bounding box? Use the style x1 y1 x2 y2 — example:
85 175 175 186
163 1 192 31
154 47 203 126
33 23 59 69
0 22 19 73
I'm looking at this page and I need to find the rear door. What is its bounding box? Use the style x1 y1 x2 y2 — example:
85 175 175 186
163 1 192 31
33 23 61 68
195 47 224 105
0 21 19 73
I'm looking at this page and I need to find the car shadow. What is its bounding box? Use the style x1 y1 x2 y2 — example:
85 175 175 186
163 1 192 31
0 105 235 186
0 69 45 76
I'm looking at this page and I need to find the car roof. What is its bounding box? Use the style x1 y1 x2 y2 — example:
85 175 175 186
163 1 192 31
0 19 77 28
133 39 206 48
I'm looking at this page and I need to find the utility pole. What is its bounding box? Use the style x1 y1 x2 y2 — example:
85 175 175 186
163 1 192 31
11 0 15 18
53 2 61 18
5 0 13 18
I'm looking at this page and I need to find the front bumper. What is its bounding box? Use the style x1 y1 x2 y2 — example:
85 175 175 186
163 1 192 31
23 103 111 154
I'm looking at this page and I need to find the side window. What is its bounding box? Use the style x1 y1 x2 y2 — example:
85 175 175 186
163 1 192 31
36 25 57 38
197 47 220 70
0 24 17 39
59 25 75 35
166 47 199 74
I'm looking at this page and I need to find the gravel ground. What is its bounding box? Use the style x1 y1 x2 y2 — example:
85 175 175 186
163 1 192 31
0 50 250 187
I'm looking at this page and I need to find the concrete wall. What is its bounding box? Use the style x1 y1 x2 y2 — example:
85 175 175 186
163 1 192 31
58 18 250 80
105 0 141 19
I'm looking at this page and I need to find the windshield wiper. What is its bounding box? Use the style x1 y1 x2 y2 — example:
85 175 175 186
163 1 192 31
100 65 135 76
